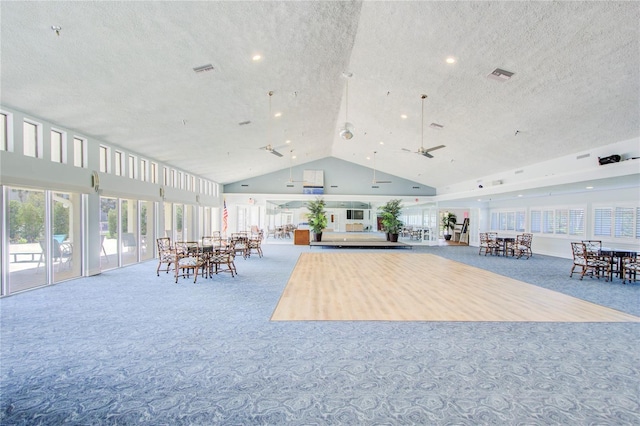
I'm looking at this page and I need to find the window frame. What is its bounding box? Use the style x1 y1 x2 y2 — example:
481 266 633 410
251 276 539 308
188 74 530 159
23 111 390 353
23 119 42 158
128 154 138 179
50 128 65 163
73 137 87 168
99 145 110 173
0 111 11 152
114 151 123 176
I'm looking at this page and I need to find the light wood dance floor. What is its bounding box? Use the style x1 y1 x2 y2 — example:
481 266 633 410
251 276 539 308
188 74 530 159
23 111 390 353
271 253 640 322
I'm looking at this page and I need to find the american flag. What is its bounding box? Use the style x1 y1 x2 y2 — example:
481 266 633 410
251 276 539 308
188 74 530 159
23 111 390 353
222 198 228 233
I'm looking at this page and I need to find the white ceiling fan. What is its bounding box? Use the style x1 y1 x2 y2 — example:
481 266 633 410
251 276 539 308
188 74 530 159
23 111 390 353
402 94 445 158
259 91 285 157
260 143 284 157
372 151 391 184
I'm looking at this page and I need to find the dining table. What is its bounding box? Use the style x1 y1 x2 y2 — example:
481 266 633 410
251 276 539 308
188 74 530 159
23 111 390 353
494 236 515 256
599 248 639 280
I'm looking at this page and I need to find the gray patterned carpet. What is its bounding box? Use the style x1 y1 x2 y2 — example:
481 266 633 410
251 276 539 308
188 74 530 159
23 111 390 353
1 245 639 425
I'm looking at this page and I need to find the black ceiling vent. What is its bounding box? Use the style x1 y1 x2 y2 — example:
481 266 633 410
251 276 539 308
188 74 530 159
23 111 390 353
193 64 214 73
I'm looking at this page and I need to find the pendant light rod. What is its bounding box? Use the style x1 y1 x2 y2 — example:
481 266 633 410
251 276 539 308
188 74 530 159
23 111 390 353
421 94 427 150
268 91 273 148
345 78 349 123
340 72 354 140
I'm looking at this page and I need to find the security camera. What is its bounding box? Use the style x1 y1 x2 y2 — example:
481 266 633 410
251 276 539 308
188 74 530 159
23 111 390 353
478 184 483 189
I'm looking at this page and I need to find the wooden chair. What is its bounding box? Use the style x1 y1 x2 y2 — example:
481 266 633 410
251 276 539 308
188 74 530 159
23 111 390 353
230 232 249 259
582 240 602 255
570 242 610 281
510 233 533 259
622 254 639 284
174 242 206 283
247 235 263 258
156 237 174 276
478 233 499 256
266 227 277 239
208 241 237 277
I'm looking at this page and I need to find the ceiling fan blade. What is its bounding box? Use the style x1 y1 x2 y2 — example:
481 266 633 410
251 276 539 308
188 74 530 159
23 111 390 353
270 149 283 157
421 151 434 158
424 144 445 153
401 148 412 153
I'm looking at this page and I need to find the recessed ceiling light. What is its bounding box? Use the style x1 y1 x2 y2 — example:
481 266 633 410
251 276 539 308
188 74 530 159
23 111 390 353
586 186 594 189
400 114 407 119
252 54 262 61
274 112 282 118
292 155 297 159
285 140 291 144
379 141 384 145
518 194 523 197
446 57 456 64
366 156 370 160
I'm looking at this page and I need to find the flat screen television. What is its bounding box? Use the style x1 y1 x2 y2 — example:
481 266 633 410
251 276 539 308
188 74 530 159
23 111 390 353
347 209 364 220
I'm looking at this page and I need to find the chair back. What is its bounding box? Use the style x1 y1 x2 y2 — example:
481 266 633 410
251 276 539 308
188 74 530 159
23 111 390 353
571 242 586 262
519 233 532 246
582 240 601 254
157 237 171 252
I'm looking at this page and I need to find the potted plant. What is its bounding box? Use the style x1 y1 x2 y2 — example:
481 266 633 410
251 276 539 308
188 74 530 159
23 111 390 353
441 212 457 240
379 199 403 242
306 197 328 242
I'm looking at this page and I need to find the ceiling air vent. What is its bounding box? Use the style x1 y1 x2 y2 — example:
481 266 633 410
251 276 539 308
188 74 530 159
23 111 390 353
286 184 294 188
515 169 524 174
487 68 514 82
576 153 591 160
429 123 444 129
330 185 338 188
371 185 379 189
238 121 251 126
193 64 215 73
241 184 249 187
412 186 420 189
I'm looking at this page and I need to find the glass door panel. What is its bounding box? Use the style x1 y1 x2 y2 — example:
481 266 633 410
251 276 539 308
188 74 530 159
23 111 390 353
52 192 81 282
121 198 138 266
100 196 118 270
163 202 173 241
140 201 154 261
175 204 184 242
7 188 46 293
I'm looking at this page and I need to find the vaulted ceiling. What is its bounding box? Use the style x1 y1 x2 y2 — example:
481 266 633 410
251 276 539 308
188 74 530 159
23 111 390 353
1 1 638 190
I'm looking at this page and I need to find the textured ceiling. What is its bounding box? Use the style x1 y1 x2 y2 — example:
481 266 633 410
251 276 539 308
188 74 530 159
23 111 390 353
1 1 638 190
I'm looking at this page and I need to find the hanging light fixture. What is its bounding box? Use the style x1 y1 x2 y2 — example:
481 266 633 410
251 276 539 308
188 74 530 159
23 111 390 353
339 72 354 140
